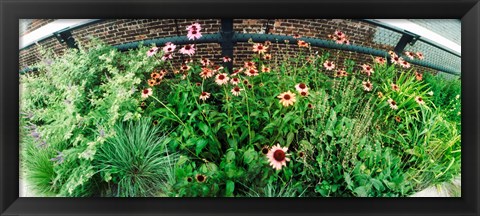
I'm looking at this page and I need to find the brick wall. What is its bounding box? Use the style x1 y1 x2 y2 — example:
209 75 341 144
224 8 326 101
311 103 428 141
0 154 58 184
19 19 437 74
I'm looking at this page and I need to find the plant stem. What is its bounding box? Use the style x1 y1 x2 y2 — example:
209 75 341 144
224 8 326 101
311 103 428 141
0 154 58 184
150 95 186 127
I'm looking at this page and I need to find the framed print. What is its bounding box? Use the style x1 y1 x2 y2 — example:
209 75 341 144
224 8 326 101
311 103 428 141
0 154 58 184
1 0 479 215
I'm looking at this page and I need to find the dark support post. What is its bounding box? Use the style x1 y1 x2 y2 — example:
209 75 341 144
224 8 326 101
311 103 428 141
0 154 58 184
393 31 419 54
220 19 235 73
53 29 78 49
387 31 419 66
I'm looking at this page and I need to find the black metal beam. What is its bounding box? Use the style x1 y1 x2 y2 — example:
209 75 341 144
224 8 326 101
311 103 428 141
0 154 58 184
220 19 235 72
53 29 78 49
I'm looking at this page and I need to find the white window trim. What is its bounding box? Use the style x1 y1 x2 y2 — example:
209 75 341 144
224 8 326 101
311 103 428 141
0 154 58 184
19 19 99 50
373 19 461 55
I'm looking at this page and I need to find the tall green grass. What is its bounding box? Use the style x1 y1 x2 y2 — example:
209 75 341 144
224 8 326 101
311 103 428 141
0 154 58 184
94 119 178 197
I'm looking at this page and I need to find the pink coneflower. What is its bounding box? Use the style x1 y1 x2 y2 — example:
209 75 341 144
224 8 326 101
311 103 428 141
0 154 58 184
395 116 402 123
266 144 291 170
151 72 160 79
264 41 272 46
146 47 158 57
387 98 398 110
159 70 167 79
223 56 232 62
245 68 259 77
199 68 214 79
195 82 201 87
141 88 153 99
374 57 386 65
230 77 240 85
299 91 309 97
335 69 345 77
362 80 373 91
341 70 349 77
295 83 308 93
391 83 400 91
361 64 374 76
187 28 202 40
292 33 301 39
147 79 156 87
261 146 269 155
415 71 423 81
200 58 211 66
140 101 147 110
180 64 191 72
195 174 207 183
416 52 424 60
388 50 397 57
215 73 230 85
323 61 335 70
264 54 272 60
244 61 256 69
277 91 297 107
399 59 411 68
161 53 173 61
377 91 384 98
231 68 243 76
335 37 346 44
253 43 268 54
297 40 309 48
261 65 271 73
179 44 196 56
163 42 176 53
184 58 193 64
405 51 415 60
390 56 402 65
334 30 346 39
213 65 224 73
415 96 425 105
231 86 243 96
186 23 202 31
199 92 210 101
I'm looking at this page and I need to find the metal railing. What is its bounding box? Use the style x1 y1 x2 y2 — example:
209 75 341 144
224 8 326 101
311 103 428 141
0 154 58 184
19 19 461 76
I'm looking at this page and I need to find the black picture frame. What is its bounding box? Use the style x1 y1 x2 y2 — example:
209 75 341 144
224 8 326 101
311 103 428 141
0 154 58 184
1 0 479 215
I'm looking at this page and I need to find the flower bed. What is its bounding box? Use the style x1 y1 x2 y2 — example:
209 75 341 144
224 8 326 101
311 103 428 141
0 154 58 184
20 23 461 197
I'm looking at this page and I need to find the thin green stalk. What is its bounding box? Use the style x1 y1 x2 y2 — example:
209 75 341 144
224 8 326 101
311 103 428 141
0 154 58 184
150 95 186 127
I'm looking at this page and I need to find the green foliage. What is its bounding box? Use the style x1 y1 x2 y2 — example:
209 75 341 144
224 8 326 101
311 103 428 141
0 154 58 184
93 119 178 197
20 40 158 196
20 36 461 197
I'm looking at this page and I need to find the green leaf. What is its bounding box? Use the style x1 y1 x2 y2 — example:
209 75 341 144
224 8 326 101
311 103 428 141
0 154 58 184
370 178 385 191
195 139 208 155
286 132 295 146
353 186 368 197
344 172 353 190
225 180 235 197
198 121 209 135
226 150 236 163
243 148 256 164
